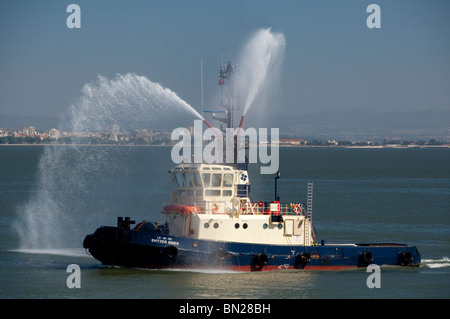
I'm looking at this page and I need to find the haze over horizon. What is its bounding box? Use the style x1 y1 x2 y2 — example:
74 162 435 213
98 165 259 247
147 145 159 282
1 1 449 140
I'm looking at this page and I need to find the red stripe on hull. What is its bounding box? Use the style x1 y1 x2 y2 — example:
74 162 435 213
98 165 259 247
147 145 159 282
228 265 358 272
129 264 358 272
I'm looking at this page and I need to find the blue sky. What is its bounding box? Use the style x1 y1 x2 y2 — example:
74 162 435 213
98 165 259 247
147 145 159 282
0 0 449 121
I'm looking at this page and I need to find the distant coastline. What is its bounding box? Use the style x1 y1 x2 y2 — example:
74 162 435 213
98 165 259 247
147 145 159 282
1 126 448 148
0 143 448 149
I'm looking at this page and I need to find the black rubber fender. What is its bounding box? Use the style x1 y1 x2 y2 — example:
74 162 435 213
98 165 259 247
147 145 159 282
296 251 311 265
83 234 93 249
252 253 268 269
165 245 178 258
398 251 413 266
359 251 374 266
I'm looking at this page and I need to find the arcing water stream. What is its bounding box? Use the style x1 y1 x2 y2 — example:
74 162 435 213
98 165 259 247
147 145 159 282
15 74 204 250
237 28 285 118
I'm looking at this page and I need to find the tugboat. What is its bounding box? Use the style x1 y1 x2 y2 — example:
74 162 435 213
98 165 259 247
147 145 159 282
83 62 421 271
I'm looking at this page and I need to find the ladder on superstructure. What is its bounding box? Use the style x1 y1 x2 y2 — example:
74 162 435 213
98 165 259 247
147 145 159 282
305 182 314 246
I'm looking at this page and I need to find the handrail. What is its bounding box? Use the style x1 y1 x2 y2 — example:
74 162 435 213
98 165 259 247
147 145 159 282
163 202 306 216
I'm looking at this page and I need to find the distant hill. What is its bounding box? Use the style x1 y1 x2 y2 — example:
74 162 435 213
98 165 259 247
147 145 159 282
263 109 450 141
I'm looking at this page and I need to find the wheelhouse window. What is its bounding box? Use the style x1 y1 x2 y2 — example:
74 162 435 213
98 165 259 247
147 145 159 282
173 172 184 187
212 174 222 187
205 189 220 196
223 174 233 187
223 190 232 196
172 168 202 198
202 173 210 187
191 173 201 187
183 172 192 187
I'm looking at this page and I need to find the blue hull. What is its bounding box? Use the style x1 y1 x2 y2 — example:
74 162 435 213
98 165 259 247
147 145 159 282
83 222 421 271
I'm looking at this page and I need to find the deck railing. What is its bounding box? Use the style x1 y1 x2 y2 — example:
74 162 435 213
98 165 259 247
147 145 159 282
163 201 306 216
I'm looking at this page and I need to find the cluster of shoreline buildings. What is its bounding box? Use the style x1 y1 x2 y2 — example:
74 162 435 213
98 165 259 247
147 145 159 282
0 125 448 148
0 125 172 145
0 126 62 140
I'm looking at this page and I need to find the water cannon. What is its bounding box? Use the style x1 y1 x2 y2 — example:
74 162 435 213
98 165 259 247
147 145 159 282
202 118 221 137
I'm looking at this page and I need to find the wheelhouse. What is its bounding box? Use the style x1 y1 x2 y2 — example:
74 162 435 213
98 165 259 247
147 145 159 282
169 164 249 207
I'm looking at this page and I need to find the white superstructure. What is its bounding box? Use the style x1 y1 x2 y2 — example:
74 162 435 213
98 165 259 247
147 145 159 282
163 163 314 246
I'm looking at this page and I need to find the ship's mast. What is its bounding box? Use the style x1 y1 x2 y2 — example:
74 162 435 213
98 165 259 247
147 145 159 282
202 61 248 169
217 61 239 130
218 61 250 170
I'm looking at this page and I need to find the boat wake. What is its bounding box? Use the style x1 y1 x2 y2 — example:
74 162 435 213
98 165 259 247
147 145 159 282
144 268 241 274
422 257 450 268
11 248 92 258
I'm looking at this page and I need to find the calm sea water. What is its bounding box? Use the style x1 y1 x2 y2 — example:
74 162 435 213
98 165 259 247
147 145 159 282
0 145 449 299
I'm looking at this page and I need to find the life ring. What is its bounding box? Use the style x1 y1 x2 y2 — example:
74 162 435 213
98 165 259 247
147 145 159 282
212 203 219 213
258 201 264 213
293 204 301 214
